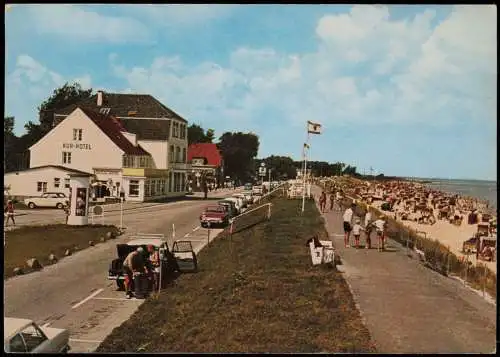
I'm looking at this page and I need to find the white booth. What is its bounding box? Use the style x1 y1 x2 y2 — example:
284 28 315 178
67 173 92 226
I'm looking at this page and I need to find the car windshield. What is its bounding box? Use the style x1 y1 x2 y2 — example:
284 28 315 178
206 206 223 213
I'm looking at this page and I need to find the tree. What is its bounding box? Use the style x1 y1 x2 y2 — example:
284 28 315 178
217 132 259 183
256 155 297 180
188 124 215 145
37 82 93 133
4 116 18 171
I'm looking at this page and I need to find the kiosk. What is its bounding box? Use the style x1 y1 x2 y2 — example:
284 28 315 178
67 173 92 226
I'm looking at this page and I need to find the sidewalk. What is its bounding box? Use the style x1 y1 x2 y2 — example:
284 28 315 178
313 187 496 353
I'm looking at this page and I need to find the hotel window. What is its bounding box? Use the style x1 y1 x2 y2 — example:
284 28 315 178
176 147 180 162
159 179 165 194
145 180 150 197
139 156 147 168
169 145 175 163
150 180 157 196
129 180 139 197
62 152 71 164
73 129 83 141
37 182 47 192
156 180 161 194
64 178 70 188
169 172 173 192
54 178 60 188
182 148 186 163
179 124 184 139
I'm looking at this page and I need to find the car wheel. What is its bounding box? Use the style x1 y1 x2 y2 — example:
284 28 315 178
28 202 36 209
201 222 207 228
56 203 63 209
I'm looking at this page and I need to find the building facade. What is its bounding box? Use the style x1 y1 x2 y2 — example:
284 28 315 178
187 143 223 190
17 92 191 202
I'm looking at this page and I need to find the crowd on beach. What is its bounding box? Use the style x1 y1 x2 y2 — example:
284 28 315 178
316 177 497 264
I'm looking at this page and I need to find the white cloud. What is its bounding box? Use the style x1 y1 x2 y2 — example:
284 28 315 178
5 55 93 134
26 4 150 43
109 6 496 131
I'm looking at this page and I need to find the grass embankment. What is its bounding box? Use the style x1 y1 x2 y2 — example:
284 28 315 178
96 196 374 353
4 224 119 279
333 193 497 299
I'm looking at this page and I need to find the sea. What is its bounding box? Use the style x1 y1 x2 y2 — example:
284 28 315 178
420 179 497 211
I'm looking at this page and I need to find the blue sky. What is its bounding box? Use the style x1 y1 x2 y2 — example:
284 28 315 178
5 4 497 180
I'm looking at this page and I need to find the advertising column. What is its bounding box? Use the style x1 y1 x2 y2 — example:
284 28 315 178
67 173 92 226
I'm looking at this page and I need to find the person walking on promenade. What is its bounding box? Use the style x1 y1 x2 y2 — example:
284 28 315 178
364 207 373 249
319 191 327 213
336 190 343 212
352 218 364 248
329 191 335 211
4 200 15 226
373 214 388 251
343 202 355 248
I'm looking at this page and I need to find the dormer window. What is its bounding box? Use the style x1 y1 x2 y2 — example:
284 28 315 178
99 108 111 115
73 129 82 141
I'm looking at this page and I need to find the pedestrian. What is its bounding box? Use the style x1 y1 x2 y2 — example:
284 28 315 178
329 191 335 211
364 207 373 249
147 245 160 291
352 218 364 248
373 214 387 251
319 191 327 213
122 249 137 298
336 190 343 211
4 200 15 226
343 202 355 247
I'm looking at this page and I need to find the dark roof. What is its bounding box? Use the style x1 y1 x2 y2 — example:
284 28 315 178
5 165 93 176
119 119 171 141
188 143 222 167
56 92 187 123
79 107 151 156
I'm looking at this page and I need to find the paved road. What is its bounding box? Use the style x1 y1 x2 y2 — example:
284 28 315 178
4 189 241 353
312 186 496 354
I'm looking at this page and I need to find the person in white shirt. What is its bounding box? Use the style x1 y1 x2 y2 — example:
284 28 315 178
373 215 387 251
343 203 355 248
352 218 364 248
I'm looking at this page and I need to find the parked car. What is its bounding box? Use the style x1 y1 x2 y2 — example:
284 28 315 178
24 192 68 209
244 183 253 191
108 237 180 291
232 193 248 208
200 205 230 228
218 200 238 218
224 197 243 214
4 317 70 353
242 190 254 204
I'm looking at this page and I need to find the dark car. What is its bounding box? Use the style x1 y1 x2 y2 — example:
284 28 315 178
218 200 238 218
108 238 179 291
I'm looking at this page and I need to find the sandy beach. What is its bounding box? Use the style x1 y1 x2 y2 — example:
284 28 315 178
319 177 497 274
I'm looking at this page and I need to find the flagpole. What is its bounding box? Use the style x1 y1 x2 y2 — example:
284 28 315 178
301 126 310 213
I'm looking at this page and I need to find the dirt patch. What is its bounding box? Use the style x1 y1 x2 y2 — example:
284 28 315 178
97 197 374 353
4 224 118 279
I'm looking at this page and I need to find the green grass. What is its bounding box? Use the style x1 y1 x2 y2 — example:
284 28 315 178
96 195 374 353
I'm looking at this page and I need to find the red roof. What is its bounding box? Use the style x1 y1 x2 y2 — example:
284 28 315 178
79 107 150 156
188 143 222 167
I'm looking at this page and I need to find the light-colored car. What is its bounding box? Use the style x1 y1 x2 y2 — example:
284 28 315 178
24 192 68 209
242 190 254 204
4 317 70 353
232 193 248 208
224 197 243 214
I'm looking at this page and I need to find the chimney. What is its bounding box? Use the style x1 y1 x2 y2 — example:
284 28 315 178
97 91 103 106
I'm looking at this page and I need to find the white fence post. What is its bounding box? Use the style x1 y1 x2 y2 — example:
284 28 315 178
267 203 272 220
172 223 175 242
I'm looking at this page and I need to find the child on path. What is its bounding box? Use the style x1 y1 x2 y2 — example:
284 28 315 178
352 218 364 248
4 200 15 226
329 191 335 211
343 203 355 248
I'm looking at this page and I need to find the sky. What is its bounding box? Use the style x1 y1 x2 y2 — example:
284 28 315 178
5 4 497 181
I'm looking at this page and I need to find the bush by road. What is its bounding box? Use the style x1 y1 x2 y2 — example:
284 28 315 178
96 197 374 353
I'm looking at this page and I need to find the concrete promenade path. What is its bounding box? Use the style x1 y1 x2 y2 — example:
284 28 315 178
312 187 497 353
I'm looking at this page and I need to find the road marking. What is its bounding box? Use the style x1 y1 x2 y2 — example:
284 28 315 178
92 297 144 302
42 322 51 328
193 226 201 232
72 288 104 309
69 338 103 344
183 233 191 238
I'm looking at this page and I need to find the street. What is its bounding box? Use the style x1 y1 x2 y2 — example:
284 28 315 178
4 189 240 352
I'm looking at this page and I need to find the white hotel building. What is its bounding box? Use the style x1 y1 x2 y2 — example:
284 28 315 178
4 92 191 202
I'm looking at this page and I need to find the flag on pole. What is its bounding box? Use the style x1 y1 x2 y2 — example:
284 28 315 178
307 121 322 134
